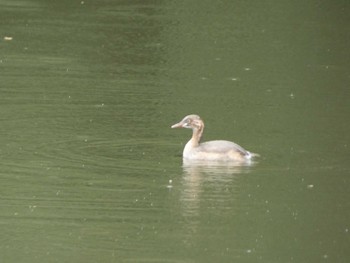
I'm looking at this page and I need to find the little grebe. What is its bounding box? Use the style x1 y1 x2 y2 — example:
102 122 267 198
171 114 258 162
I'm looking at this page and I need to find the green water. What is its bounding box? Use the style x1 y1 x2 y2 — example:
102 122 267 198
1 1 349 262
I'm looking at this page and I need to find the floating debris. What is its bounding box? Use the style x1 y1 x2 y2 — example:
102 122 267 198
4 36 13 41
166 179 173 189
95 103 105 108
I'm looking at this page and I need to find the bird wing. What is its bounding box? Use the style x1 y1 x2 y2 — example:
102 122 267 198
198 140 249 156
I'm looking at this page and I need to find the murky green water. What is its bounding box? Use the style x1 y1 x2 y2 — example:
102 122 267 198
1 0 349 262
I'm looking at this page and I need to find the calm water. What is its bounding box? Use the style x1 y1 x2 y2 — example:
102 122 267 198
1 0 350 262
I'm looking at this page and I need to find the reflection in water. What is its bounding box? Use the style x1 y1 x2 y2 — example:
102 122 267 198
179 159 256 247
181 160 249 214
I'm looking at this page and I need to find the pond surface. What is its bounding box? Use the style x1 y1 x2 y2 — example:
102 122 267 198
1 0 350 262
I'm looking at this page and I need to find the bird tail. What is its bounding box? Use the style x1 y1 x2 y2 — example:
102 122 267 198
246 151 260 159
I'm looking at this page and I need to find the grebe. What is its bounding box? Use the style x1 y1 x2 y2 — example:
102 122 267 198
171 114 258 162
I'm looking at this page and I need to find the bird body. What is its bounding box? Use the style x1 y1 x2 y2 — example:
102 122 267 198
171 114 258 162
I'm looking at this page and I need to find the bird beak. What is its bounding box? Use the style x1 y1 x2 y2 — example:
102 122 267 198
171 121 183 128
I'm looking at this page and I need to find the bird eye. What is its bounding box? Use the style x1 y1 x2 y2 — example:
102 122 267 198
183 119 191 127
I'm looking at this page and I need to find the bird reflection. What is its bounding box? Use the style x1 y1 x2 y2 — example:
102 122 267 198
180 159 253 212
178 160 256 247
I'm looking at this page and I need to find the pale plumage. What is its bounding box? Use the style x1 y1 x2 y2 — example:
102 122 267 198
171 114 258 162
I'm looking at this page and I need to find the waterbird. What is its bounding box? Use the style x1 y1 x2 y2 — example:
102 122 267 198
171 114 258 162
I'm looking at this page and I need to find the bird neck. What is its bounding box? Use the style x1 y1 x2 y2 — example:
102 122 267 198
190 125 204 147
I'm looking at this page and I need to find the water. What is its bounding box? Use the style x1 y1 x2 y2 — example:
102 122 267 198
1 0 350 262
